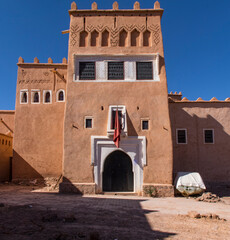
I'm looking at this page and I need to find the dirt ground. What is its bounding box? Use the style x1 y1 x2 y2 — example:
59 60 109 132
0 184 229 240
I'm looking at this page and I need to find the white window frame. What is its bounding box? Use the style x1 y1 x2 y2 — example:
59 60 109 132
141 118 150 131
31 90 40 104
20 89 28 104
203 129 214 144
107 105 127 137
43 90 52 104
84 116 93 129
176 128 187 144
56 89 65 102
73 54 160 82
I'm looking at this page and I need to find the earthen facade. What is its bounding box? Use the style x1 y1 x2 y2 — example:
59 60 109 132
0 1 229 196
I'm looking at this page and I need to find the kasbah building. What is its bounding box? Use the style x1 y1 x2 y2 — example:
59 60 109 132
0 1 230 196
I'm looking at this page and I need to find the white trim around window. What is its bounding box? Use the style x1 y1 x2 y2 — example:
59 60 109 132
141 118 150 131
73 54 160 82
56 89 65 102
20 89 28 104
43 90 52 104
203 129 214 144
176 128 187 144
31 89 40 104
84 116 93 129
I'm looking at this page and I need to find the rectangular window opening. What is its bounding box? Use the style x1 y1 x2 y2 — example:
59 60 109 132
136 62 153 80
79 62 95 80
142 120 149 130
85 118 93 128
177 129 187 144
204 129 214 143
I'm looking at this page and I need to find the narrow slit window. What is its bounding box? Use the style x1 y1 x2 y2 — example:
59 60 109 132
79 62 95 80
33 92 39 103
136 62 153 80
45 92 51 103
204 129 214 143
177 129 187 144
21 92 28 103
58 90 65 102
108 62 124 80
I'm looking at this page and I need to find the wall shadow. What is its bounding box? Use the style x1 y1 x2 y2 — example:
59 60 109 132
12 150 44 182
27 190 176 239
169 102 230 197
126 111 138 136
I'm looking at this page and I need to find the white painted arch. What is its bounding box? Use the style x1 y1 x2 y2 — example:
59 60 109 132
91 136 146 193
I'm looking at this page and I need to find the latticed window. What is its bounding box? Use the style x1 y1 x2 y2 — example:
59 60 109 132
136 62 153 80
79 62 95 80
108 62 124 80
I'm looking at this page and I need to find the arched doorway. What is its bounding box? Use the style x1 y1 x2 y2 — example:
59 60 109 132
103 150 134 192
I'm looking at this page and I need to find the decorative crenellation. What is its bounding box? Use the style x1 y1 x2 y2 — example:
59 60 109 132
70 23 161 47
70 1 161 11
169 95 230 102
17 57 68 65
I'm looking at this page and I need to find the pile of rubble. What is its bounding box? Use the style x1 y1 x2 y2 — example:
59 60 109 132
187 211 226 221
195 192 220 203
12 176 61 191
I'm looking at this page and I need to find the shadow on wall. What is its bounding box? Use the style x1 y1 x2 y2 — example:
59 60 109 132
12 150 44 182
169 103 230 196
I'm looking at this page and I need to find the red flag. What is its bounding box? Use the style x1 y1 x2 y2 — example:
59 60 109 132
113 109 121 148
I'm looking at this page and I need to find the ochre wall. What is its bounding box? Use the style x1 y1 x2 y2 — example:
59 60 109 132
0 134 13 181
13 63 67 180
169 101 230 184
63 7 173 188
0 111 15 135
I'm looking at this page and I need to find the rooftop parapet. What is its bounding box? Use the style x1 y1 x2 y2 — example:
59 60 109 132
17 57 68 66
69 1 163 16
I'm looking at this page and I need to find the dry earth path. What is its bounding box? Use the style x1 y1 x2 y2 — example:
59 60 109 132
0 184 229 240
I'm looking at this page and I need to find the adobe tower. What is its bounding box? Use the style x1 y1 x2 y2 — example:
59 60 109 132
60 1 174 196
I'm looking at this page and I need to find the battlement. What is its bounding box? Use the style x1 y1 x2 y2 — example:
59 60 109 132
69 1 163 15
17 57 68 66
168 92 230 103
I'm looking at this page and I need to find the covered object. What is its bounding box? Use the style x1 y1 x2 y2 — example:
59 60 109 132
174 172 206 196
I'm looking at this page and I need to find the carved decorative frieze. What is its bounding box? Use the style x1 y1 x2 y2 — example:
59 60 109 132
148 24 161 45
18 79 50 84
70 24 83 46
70 23 161 47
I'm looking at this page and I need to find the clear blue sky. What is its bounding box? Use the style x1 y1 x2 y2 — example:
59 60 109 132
0 0 230 110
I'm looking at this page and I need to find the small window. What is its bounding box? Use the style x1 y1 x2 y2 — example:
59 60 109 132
136 62 153 80
85 117 93 129
108 62 124 80
142 120 149 130
5 140 7 145
204 129 214 144
57 90 65 102
20 90 28 104
44 91 51 104
176 129 187 144
79 62 95 80
2 139 4 144
31 90 40 104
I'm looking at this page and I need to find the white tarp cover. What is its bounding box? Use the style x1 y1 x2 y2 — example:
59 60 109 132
174 172 206 196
